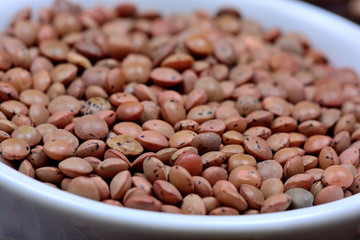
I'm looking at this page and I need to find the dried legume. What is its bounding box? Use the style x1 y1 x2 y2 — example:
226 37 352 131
0 0 359 216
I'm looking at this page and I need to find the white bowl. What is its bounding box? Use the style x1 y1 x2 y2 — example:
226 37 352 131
1 1 360 240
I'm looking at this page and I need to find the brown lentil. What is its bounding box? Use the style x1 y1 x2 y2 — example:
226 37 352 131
58 157 93 178
153 180 183 204
35 166 64 185
96 157 130 179
0 137 30 160
240 184 265 209
261 193 292 213
74 115 108 140
18 159 35 178
68 176 101 201
43 139 75 161
213 180 248 211
0 1 358 216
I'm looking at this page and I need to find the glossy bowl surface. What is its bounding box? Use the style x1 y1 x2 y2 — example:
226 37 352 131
1 1 360 240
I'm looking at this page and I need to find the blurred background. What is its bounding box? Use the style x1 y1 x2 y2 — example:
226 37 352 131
304 0 360 24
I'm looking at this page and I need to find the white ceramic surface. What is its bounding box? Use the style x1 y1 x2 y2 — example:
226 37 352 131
0 1 360 240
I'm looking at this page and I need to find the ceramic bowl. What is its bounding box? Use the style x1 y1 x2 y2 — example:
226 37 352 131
1 0 360 240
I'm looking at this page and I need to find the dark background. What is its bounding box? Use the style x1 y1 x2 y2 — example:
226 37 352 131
304 0 360 24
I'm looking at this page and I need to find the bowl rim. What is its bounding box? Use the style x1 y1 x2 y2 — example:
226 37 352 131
1 0 360 234
1 162 360 233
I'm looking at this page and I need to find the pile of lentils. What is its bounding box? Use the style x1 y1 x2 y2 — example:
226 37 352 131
0 0 359 215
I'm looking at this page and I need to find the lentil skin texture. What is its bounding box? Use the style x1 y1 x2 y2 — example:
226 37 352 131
1 0 359 216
